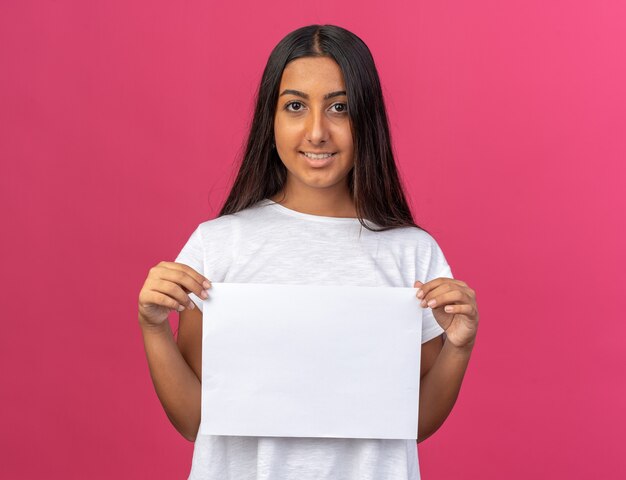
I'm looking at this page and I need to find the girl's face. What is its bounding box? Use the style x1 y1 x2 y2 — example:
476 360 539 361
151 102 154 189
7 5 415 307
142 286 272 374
273 56 355 195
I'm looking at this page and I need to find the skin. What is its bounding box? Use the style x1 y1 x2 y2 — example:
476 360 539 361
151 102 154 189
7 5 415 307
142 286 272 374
270 56 357 218
138 55 479 443
414 278 479 349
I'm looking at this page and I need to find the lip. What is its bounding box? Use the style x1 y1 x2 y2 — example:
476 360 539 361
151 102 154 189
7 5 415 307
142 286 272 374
299 151 337 168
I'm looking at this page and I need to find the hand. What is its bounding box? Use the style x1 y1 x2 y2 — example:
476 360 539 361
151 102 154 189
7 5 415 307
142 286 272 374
138 261 212 328
414 278 479 349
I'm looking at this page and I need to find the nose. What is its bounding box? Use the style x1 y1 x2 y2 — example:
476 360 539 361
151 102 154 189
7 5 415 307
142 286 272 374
305 107 329 146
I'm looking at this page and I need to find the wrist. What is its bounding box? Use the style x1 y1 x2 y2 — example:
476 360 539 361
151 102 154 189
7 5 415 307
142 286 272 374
138 316 172 336
443 335 476 355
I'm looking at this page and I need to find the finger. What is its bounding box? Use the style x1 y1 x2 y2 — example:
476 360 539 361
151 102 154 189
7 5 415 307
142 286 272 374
140 289 188 312
147 277 201 310
415 277 460 299
419 286 466 309
159 261 212 290
443 303 476 315
156 263 211 298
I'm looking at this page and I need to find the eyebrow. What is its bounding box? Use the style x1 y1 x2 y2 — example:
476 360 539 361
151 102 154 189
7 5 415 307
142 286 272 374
279 89 347 100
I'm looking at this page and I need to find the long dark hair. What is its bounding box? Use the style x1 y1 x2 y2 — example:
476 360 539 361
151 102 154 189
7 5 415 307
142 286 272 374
219 24 426 233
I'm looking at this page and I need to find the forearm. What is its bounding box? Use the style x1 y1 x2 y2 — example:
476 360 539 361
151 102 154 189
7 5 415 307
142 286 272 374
139 319 201 442
417 337 474 443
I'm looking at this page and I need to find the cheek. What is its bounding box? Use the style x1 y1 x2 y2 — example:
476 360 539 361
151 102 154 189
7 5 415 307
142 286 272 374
340 138 354 159
275 124 301 145
337 126 353 149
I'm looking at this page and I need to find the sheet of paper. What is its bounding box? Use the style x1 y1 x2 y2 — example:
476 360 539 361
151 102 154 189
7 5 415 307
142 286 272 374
200 282 423 440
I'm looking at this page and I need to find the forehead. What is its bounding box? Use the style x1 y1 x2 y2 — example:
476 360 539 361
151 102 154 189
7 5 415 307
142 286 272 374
279 57 346 93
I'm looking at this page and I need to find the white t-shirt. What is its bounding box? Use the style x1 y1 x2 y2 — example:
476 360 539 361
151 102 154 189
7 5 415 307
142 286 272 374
174 198 454 480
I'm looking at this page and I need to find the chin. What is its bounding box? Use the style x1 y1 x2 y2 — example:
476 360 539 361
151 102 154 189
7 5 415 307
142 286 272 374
293 173 350 190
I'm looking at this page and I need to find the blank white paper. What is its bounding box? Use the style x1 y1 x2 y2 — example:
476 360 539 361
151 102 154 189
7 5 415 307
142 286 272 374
199 282 423 439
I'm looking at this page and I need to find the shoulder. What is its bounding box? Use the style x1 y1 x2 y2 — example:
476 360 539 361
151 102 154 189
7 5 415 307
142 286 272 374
376 225 442 251
379 226 451 277
195 200 271 238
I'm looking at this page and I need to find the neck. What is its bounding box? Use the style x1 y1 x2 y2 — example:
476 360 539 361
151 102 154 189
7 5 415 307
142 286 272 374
270 183 357 218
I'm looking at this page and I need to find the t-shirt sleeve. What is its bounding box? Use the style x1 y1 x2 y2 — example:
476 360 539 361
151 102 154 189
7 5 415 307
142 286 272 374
173 225 205 312
421 238 454 344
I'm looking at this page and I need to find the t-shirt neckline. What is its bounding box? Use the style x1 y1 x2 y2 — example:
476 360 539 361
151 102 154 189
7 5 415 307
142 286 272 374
261 198 364 224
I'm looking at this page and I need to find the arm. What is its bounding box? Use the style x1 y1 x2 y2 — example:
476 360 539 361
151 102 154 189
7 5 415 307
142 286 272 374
417 334 474 443
139 304 203 442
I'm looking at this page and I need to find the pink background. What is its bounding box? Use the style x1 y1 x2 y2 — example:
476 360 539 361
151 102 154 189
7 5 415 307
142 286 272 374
1 1 624 479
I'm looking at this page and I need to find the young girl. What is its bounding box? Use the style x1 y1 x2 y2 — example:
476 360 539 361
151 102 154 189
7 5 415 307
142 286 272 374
138 24 479 480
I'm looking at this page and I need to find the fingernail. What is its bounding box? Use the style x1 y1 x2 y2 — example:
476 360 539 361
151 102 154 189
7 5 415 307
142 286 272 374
203 280 211 289
200 290 209 299
420 299 427 307
427 299 437 307
177 305 185 311
188 301 195 310
416 288 423 298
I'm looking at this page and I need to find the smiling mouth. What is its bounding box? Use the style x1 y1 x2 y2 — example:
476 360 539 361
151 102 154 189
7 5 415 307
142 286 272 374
299 151 336 168
300 151 337 159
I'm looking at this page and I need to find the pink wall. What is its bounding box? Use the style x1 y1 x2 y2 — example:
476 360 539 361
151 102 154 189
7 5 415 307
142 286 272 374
1 1 624 478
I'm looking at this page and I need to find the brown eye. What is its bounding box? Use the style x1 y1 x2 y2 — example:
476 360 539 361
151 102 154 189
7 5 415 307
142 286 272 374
286 101 303 112
332 103 348 113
